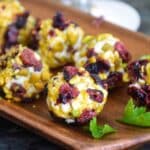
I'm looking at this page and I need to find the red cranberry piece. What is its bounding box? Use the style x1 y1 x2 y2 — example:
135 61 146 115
128 60 148 82
52 12 69 30
128 61 141 81
77 109 96 124
115 42 131 63
90 74 107 89
87 89 103 103
85 60 110 74
20 48 42 71
4 24 18 49
87 48 97 58
15 11 29 29
49 30 56 37
104 72 122 89
63 66 78 81
128 86 147 106
3 12 29 50
10 83 26 98
28 20 41 50
57 83 79 104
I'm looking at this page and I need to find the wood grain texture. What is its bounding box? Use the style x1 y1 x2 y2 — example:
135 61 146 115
0 0 149 149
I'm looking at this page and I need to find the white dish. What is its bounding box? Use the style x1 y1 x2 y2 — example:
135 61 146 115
90 0 141 31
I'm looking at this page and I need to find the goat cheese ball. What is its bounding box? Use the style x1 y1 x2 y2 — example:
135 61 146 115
0 0 36 52
29 12 84 69
0 45 50 102
128 56 150 108
73 33 131 89
47 66 108 124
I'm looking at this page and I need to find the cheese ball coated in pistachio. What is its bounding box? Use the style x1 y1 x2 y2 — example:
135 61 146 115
29 12 84 69
73 33 131 89
47 66 108 124
0 0 36 52
128 55 150 108
0 45 50 102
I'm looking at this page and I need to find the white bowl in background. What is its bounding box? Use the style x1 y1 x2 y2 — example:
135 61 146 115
90 0 141 31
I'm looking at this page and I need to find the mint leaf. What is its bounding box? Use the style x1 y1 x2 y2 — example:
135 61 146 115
119 99 150 127
89 117 116 139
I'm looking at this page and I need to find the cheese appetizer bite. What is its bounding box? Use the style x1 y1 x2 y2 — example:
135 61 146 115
73 33 131 89
0 45 50 102
128 56 150 108
29 12 84 69
47 66 108 124
0 0 36 52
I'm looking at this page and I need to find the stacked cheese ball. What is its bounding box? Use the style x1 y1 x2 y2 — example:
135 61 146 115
29 12 84 68
47 66 108 123
27 13 131 123
0 45 50 102
128 56 150 108
74 34 131 89
0 0 36 52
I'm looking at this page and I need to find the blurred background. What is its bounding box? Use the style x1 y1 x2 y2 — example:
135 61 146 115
59 0 150 35
0 0 149 150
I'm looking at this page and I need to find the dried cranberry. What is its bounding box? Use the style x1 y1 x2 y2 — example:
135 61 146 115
3 11 29 50
28 20 41 50
85 60 110 74
4 24 18 49
57 83 79 104
77 109 96 124
87 48 97 58
128 62 141 81
115 42 131 63
128 86 147 106
52 12 69 30
87 89 103 103
49 30 56 37
10 83 26 98
104 72 122 89
63 66 78 81
29 29 39 50
128 60 148 82
15 11 29 29
20 48 42 71
90 74 107 89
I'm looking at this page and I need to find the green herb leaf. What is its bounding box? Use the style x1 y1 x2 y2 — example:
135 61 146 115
89 117 116 139
119 99 150 127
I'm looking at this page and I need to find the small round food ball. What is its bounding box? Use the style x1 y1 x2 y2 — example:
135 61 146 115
47 66 108 124
29 12 84 69
73 33 131 89
0 45 50 102
128 56 150 108
0 0 36 52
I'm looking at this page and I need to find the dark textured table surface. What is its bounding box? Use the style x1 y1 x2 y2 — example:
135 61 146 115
0 1 149 150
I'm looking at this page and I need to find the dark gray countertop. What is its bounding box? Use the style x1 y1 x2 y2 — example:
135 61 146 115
0 0 149 150
124 0 150 35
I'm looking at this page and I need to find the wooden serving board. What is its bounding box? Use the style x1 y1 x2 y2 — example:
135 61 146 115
0 0 149 149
